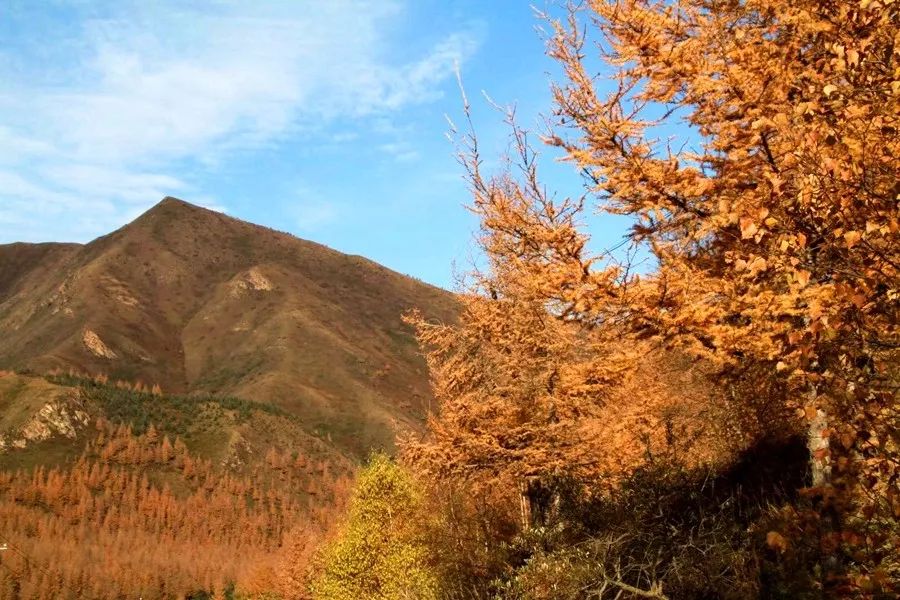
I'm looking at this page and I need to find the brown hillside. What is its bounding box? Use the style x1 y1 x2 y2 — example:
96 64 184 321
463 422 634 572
0 242 81 304
0 197 457 456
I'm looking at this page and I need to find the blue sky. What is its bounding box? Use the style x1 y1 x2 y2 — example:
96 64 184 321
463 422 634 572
0 0 633 289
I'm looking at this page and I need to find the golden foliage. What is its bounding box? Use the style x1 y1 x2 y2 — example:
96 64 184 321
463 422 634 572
0 420 350 599
407 0 898 593
310 454 439 600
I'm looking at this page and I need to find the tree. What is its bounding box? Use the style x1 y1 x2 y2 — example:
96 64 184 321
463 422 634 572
310 453 438 600
405 285 632 527
414 0 898 593
537 0 897 488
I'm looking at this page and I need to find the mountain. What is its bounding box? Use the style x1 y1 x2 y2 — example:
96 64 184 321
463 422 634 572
0 197 457 457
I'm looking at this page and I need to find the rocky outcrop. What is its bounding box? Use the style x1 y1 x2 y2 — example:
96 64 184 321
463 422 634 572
231 267 274 295
83 329 118 359
0 394 90 452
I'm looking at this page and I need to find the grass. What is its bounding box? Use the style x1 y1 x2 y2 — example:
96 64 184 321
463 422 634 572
194 354 265 392
0 435 82 471
0 374 72 432
312 412 396 458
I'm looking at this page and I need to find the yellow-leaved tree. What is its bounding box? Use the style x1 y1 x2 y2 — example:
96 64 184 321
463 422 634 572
310 453 439 600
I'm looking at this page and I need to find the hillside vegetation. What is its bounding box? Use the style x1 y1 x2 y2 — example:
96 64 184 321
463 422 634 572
0 372 352 599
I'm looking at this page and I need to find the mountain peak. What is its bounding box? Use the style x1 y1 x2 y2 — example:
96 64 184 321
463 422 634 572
151 196 215 215
157 195 189 207
1 189 459 462
127 197 226 232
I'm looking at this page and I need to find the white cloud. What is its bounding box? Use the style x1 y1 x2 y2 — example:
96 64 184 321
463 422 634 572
0 0 481 242
40 165 187 204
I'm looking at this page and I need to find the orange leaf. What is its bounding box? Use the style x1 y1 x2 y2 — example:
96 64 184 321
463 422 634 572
843 231 861 248
749 256 768 274
808 301 823 320
766 531 788 553
740 218 758 240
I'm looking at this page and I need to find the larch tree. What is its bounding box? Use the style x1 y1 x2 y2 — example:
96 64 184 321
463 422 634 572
310 453 439 600
405 287 631 527
411 0 898 591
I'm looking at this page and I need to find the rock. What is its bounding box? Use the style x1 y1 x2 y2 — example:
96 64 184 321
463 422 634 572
3 394 90 452
83 329 118 359
231 267 274 295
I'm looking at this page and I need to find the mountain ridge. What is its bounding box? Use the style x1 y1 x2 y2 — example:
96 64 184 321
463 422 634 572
0 197 457 457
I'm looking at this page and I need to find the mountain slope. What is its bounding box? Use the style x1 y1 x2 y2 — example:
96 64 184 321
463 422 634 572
0 372 351 598
0 197 457 456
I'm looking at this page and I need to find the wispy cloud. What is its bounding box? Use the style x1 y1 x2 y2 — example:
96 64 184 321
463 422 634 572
0 0 480 242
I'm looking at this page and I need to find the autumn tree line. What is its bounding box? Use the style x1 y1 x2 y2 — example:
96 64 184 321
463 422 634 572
0 416 351 599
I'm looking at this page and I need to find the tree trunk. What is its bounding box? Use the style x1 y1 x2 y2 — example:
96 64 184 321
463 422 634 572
807 398 844 595
519 479 533 530
807 407 831 487
519 478 555 530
